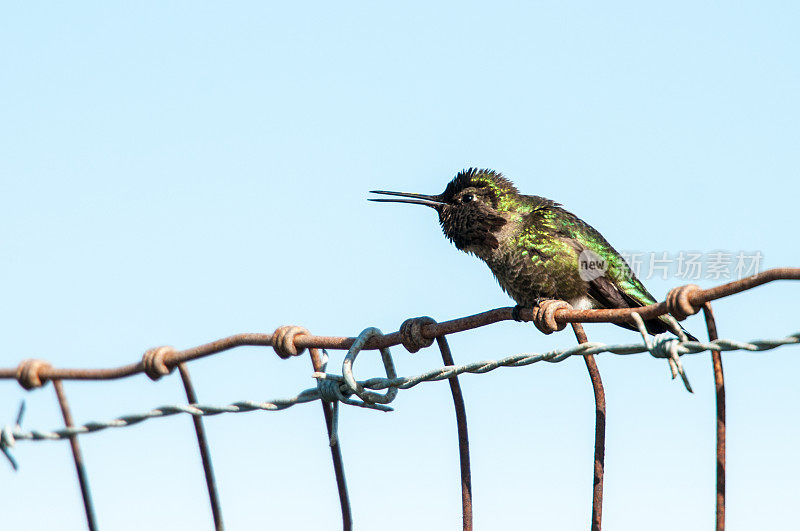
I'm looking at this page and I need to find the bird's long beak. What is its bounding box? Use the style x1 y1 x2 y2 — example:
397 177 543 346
368 190 444 210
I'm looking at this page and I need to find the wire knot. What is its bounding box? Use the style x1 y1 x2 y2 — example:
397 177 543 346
399 316 436 353
666 284 702 321
314 349 354 447
15 359 52 390
648 334 679 360
312 349 347 402
316 378 348 402
142 346 176 381
317 377 347 447
272 325 309 359
532 300 572 335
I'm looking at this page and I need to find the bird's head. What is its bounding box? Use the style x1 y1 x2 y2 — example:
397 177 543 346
370 168 517 253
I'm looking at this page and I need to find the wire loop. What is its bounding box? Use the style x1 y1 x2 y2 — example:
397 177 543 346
342 327 398 405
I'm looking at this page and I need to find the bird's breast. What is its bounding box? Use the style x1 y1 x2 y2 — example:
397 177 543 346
482 241 588 306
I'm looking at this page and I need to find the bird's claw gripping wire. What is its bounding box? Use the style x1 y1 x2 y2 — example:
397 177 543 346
512 298 549 322
513 299 573 336
531 299 573 335
630 312 693 393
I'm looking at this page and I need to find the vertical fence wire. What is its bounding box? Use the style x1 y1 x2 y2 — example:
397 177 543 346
571 323 606 531
309 347 353 531
435 336 473 531
52 380 97 531
4 269 799 530
177 364 224 531
702 303 726 531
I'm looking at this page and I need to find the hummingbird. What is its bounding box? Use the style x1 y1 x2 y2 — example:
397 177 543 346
369 168 697 342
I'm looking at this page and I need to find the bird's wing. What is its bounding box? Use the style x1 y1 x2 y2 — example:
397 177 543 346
546 206 654 302
552 207 692 337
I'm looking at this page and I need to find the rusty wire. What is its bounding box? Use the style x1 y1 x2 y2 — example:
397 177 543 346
3 330 798 531
308 346 353 531
1 267 799 531
435 335 472 531
52 380 97 531
703 303 726 531
177 364 224 531
1 268 797 385
572 323 605 531
4 329 797 442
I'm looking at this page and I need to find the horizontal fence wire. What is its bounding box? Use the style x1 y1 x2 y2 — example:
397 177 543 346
1 267 799 531
0 268 797 383
2 329 797 445
316 332 800 392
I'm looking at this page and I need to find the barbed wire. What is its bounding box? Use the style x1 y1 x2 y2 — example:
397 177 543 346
2 329 797 455
2 268 799 531
317 331 800 392
1 389 317 448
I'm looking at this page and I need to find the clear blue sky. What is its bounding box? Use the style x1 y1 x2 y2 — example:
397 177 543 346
1 2 798 530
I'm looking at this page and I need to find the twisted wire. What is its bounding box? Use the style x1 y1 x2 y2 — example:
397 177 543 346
0 388 373 448
630 312 693 392
316 331 800 392
2 331 798 455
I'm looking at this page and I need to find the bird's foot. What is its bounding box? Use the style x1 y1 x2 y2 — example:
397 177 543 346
532 299 572 335
512 298 551 322
531 297 549 306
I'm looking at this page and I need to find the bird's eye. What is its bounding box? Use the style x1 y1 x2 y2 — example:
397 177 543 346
462 194 475 203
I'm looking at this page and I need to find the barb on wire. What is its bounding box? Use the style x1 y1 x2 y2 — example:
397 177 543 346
0 267 796 531
315 331 800 393
0 401 25 470
0 388 390 465
630 312 693 392
4 330 798 459
1 267 798 531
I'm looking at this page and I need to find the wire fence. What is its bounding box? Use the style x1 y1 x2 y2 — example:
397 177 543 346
1 267 799 531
